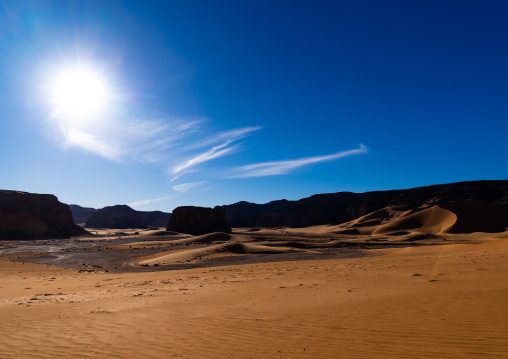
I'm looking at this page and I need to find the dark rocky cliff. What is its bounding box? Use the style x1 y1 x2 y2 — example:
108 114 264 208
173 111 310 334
216 180 508 228
0 190 88 239
167 206 231 235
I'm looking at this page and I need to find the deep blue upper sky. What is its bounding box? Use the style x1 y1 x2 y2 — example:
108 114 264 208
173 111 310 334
1 0 507 211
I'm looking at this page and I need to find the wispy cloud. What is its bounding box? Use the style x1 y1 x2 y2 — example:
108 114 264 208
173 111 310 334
124 119 201 162
169 126 262 181
61 127 123 161
47 94 262 180
231 145 368 178
171 140 240 180
172 181 206 193
49 110 201 162
44 69 263 181
129 194 174 207
184 126 261 150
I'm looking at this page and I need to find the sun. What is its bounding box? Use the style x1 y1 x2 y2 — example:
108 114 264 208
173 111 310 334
49 66 111 121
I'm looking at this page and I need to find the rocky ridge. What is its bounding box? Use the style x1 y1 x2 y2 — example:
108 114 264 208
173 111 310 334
71 205 171 229
85 205 148 229
216 180 508 228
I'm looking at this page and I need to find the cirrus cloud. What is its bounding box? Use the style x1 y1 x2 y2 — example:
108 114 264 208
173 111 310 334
230 145 368 178
172 181 206 193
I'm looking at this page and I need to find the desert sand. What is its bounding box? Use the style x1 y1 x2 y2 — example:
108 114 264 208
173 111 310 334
1 200 508 358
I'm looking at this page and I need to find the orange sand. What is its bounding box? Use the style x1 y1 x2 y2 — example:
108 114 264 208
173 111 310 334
1 236 507 358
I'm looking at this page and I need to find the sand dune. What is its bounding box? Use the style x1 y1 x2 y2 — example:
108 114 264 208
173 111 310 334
374 200 508 235
342 207 409 229
305 200 508 237
165 231 232 244
107 232 233 250
135 240 302 266
374 205 456 234
237 200 508 246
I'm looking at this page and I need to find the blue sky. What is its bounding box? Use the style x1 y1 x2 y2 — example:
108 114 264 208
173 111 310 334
1 0 507 211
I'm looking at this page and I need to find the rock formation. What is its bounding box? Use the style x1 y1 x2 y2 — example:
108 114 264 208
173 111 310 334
216 180 508 228
0 190 88 239
85 205 148 229
166 206 231 235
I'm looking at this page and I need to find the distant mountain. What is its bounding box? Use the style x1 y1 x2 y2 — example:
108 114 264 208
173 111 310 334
141 210 172 228
68 205 97 225
216 180 508 228
0 190 88 239
85 205 147 229
70 204 171 229
70 180 508 231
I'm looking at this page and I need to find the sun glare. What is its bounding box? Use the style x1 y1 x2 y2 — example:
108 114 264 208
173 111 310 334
49 66 111 121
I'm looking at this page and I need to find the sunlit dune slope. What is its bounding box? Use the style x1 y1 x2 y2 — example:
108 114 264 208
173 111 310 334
135 241 302 266
108 232 231 250
374 200 508 234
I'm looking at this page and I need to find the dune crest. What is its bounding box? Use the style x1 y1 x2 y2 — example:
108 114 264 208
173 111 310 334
374 205 457 234
135 240 301 267
373 200 508 235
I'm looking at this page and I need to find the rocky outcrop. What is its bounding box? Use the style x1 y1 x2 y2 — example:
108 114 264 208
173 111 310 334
216 180 508 228
0 190 88 239
167 206 231 235
85 205 147 229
